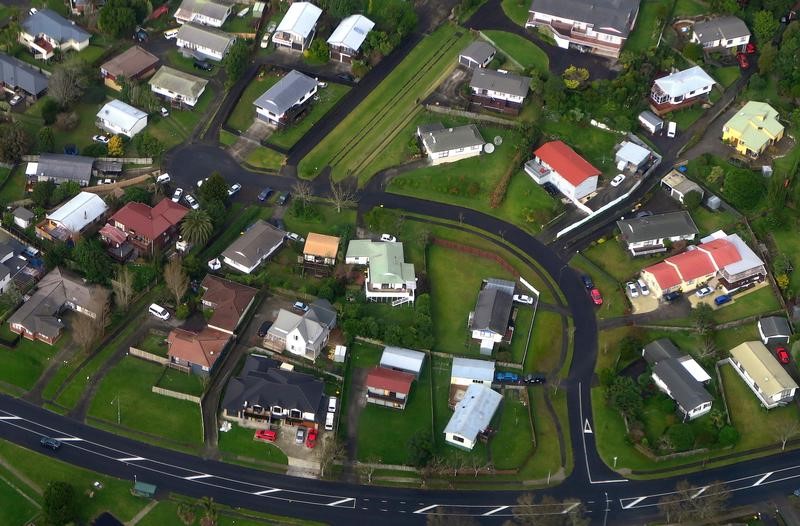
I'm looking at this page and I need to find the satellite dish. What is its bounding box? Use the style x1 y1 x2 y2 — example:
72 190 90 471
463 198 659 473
493 136 503 146
484 143 495 154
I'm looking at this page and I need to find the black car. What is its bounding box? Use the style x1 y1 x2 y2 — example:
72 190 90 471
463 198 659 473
337 73 354 82
542 182 559 197
40 436 62 451
581 275 594 289
257 321 273 337
193 60 213 71
277 191 290 206
663 291 682 302
524 373 546 384
257 187 273 201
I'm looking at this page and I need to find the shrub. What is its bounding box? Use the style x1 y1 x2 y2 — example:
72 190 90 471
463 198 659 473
176 303 190 319
666 424 695 452
41 98 59 125
717 425 740 447
55 112 79 131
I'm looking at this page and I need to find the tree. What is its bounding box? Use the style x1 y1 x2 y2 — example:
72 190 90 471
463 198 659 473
223 40 250 88
176 502 196 525
198 171 228 205
107 135 125 157
0 124 31 163
775 420 800 450
31 180 55 207
723 169 765 210
131 132 165 157
73 238 114 283
683 190 702 211
121 186 151 205
562 65 590 89
319 436 344 478
181 210 213 247
717 425 739 447
43 481 79 526
666 424 695 451
73 286 111 352
658 480 730 523
292 180 313 207
51 181 81 206
542 75 565 112
357 456 380 484
682 42 703 61
758 43 778 76
37 126 55 153
407 430 433 467
329 179 356 213
48 61 88 108
0 282 22 312
199 496 218 526
305 38 330 63
692 303 716 336
111 266 134 312
98 0 138 38
753 10 780 44
707 165 725 185
164 257 189 307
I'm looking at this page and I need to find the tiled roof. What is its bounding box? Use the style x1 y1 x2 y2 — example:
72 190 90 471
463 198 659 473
534 141 600 187
111 199 188 241
201 275 258 332
366 367 414 395
167 327 229 369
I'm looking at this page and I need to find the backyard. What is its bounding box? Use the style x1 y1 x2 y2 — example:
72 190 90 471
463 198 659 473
266 84 350 150
481 30 549 73
540 117 619 177
524 310 564 373
624 0 672 53
489 391 534 470
282 203 356 238
0 326 69 395
148 85 218 150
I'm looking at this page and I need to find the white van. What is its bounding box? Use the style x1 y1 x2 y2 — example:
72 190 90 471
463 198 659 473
324 412 335 431
156 173 171 184
164 29 179 40
667 121 677 138
328 396 337 413
148 303 170 320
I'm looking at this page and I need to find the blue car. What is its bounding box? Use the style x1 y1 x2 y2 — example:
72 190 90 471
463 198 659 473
495 371 520 383
714 294 732 306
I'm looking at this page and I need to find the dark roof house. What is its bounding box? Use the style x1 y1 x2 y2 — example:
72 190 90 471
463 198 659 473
22 9 90 45
528 0 639 37
642 338 682 364
200 275 258 334
758 316 792 345
305 298 337 330
220 219 285 274
0 53 48 97
616 211 699 256
30 153 94 186
459 41 496 69
469 68 531 99
100 46 159 89
692 16 750 47
470 278 515 336
652 359 714 420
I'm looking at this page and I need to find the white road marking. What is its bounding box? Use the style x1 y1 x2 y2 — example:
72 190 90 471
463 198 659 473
753 472 773 486
327 498 354 507
577 382 627 485
54 437 82 441
562 502 580 513
254 489 281 495
691 486 708 499
0 416 21 420
184 474 212 480
482 506 508 516
117 457 145 462
414 504 439 514
583 419 593 434
621 497 646 509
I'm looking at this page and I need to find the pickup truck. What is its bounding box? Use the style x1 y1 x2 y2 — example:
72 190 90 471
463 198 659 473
495 371 521 383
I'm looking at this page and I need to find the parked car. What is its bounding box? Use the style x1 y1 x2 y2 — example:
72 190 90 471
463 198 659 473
337 73 354 82
40 436 61 451
626 282 639 298
610 174 626 187
270 218 285 231
293 301 309 313
277 192 290 206
736 52 749 69
148 303 170 320
637 279 649 296
164 28 179 39
776 347 790 364
255 429 276 442
324 412 334 431
286 232 303 242
9 95 22 106
196 177 209 187
258 187 273 201
92 135 109 144
380 233 396 242
328 396 337 413
745 42 757 54
542 182 559 196
317 81 328 88
495 371 521 383
172 187 184 203
305 428 318 448
581 275 594 289
695 286 713 298
156 173 171 184
257 321 272 337
194 60 213 71
666 121 677 138
663 291 681 302
260 33 270 48
590 288 603 305
228 183 241 196
160 107 170 117
185 194 199 210
294 427 306 444
714 294 732 306
513 294 534 305
524 373 546 384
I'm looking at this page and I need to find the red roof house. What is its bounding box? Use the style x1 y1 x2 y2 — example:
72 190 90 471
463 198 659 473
365 367 415 410
533 141 601 201
698 238 740 269
201 275 258 334
105 199 189 255
167 327 230 374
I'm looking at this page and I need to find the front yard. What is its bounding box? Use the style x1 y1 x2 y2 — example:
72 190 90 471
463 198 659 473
217 424 289 466
226 72 282 133
0 326 69 395
481 30 549 73
282 203 356 238
266 83 350 150
148 85 218 150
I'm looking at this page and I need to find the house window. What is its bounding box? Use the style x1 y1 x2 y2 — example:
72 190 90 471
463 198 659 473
270 405 282 413
289 409 301 419
452 435 465 443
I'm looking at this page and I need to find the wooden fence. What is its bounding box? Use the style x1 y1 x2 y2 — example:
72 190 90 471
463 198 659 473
151 386 201 404
129 346 169 365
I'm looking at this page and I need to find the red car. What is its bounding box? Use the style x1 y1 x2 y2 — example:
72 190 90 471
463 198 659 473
745 42 757 54
305 428 318 448
736 52 750 69
254 429 276 442
590 288 603 305
776 347 790 364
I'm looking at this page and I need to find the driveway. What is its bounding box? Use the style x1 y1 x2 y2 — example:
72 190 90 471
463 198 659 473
344 367 368 463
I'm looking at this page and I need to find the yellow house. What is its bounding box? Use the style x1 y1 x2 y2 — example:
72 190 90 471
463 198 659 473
722 101 784 158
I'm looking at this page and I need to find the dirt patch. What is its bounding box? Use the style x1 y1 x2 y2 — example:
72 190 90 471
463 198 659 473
425 67 470 108
345 367 368 461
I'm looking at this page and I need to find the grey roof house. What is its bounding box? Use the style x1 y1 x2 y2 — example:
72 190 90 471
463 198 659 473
263 308 330 361
444 383 502 450
221 219 284 274
758 316 792 345
458 41 496 69
469 68 531 114
691 16 751 50
380 346 426 378
417 123 485 166
149 66 209 108
27 153 94 186
176 22 235 61
0 53 48 99
451 357 495 386
12 207 35 229
20 8 91 60
616 211 699 256
253 70 318 126
304 298 337 330
469 278 516 355
643 338 713 421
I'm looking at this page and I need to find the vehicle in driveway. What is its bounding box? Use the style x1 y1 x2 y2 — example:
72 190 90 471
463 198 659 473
626 282 639 298
667 121 677 138
164 28 179 39
513 294 534 304
156 173 171 184
610 174 625 187
277 192 290 206
663 291 681 302
172 187 184 203
92 134 110 144
495 371 521 383
695 286 713 297
148 303 170 320
293 301 309 312
260 33 270 48
581 275 594 289
257 321 272 337
286 232 303 242
194 59 213 71
305 428 318 448
542 182 559 196
328 396 337 413
637 279 649 295
736 52 749 69
9 94 22 106
295 427 306 444
590 288 603 305
40 436 61 451
380 234 396 242
776 347 790 364
258 187 273 201
745 42 756 54
714 294 732 306
255 429 276 442
524 373 546 384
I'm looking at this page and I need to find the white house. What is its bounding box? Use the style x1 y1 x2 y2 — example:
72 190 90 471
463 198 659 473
19 8 90 60
12 208 34 229
176 23 236 62
691 16 750 50
417 123 485 166
450 357 495 387
757 316 792 345
327 14 374 63
174 0 232 28
525 140 600 209
458 41 496 69
469 68 531 114
345 240 416 306
36 192 108 242
444 384 502 450
272 2 322 52
149 66 209 108
468 279 515 356
220 219 284 274
252 70 317 125
616 211 699 256
264 309 329 361
729 341 798 409
96 100 148 138
650 66 716 114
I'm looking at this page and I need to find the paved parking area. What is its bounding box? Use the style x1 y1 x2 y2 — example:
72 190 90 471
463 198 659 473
687 280 770 311
628 288 659 314
240 294 297 348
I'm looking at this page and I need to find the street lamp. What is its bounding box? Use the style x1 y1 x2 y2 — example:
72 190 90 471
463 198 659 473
613 456 618 469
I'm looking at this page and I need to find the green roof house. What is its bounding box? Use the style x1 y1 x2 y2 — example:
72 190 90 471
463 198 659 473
722 101 784 158
345 240 416 306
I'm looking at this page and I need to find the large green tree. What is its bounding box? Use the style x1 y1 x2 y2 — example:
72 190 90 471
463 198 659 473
223 40 250 89
98 0 138 38
753 10 780 44
180 209 213 247
198 171 228 205
72 239 114 283
43 481 79 526
723 169 765 210
0 124 31 163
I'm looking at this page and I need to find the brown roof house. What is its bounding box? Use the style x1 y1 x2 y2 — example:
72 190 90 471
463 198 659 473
200 275 258 334
302 232 340 276
100 46 160 91
167 327 230 375
365 367 415 410
100 199 188 258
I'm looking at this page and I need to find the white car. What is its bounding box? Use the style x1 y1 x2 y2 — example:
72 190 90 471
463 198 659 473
164 28 178 39
380 234 396 242
260 34 270 48
286 232 304 242
185 194 199 210
228 183 241 196
611 174 625 187
317 81 327 88
148 303 170 320
171 187 184 203
9 95 22 106
266 21 277 32
667 121 677 138
637 279 649 296
695 286 713 297
92 135 110 144
156 173 171 184
160 107 170 117
627 282 639 298
513 294 534 305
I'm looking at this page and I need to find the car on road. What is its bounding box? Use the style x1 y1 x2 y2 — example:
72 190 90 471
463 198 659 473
92 134 110 144
637 279 649 296
581 275 594 289
524 373 546 384
495 371 521 383
185 194 199 210
293 301 309 313
255 429 276 442
380 233 396 242
305 428 318 448
714 294 732 306
590 288 603 305
172 187 184 203
228 183 241 196
295 427 306 444
695 286 713 298
148 303 170 320
513 294 534 305
257 188 273 201
194 59 213 71
745 42 757 54
40 436 62 451
776 347 790 364
626 282 639 298
736 52 749 69
9 94 22 106
610 174 625 187
156 173 171 184
257 321 272 337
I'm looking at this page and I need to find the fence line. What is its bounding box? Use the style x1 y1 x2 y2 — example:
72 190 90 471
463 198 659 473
432 237 519 277
21 156 152 164
152 386 202 404
422 104 519 127
129 347 169 365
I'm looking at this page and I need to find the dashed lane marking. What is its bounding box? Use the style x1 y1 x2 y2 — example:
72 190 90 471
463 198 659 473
184 474 213 480
327 498 354 507
117 457 146 462
753 473 773 486
482 506 508 516
414 505 439 514
254 489 281 495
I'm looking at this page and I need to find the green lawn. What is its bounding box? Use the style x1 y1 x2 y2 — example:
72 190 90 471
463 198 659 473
87 356 203 447
624 0 671 53
222 8 259 34
0 474 38 526
0 166 27 203
581 239 650 283
164 49 218 79
75 45 108 66
282 203 356 238
490 392 534 469
156 367 206 397
137 499 321 526
217 425 289 465
0 326 68 394
519 388 564 478
569 253 628 319
52 101 104 154
524 310 564 374
674 0 708 16
671 105 705 132
226 73 282 133
148 85 217 151
771 225 800 293
508 307 534 364
267 84 350 149
541 117 619 176
713 286 781 324
500 0 531 26
481 31 549 73
691 206 739 237
711 66 741 88
298 23 471 183
245 146 285 171
139 331 168 357
219 129 238 147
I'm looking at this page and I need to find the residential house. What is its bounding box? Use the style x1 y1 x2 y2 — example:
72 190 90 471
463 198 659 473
661 170 703 204
222 354 325 428
525 140 600 208
176 23 236 62
100 46 160 91
0 53 48 101
101 199 189 256
615 140 651 172
0 234 27 294
200 274 258 334
444 383 502 450
8 267 98 344
93 160 123 179
12 207 34 229
380 347 426 379
458 41 496 69
469 68 531 114
365 367 415 410
264 308 330 361
149 66 209 108
167 327 230 374
175 0 233 27
524 0 640 58
417 123 485 165
220 219 284 274
327 14 375 63
638 110 664 134
345 240 417 306
616 211 699 256
96 99 148 138
36 192 108 243
640 230 767 297
758 316 792 345
468 278 515 356
305 298 337 331
19 9 90 60
722 101 784 158
272 2 322 52
649 66 716 115
729 341 798 409
451 357 495 387
27 153 93 187
691 16 750 50
68 0 92 15
643 339 713 421
302 232 340 275
252 70 318 125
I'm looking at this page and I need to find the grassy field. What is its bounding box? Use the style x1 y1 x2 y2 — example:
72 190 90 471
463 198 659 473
569 253 628 319
490 391 534 469
0 326 68 394
137 499 323 526
267 84 350 149
581 239 652 283
671 105 705 132
219 129 238 146
713 286 781 324
282 203 356 238
501 0 530 26
148 85 217 151
711 66 741 88
524 310 564 373
691 206 739 236
771 224 800 292
156 367 206 397
674 0 708 16
482 30 549 73
541 117 619 177
245 146 285 171
624 0 672 53
226 73 282 132
298 23 471 183
0 474 38 526
139 331 168 357
217 425 289 465
0 166 25 203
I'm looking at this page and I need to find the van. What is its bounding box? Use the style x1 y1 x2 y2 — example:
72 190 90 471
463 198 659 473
667 121 677 138
156 173 171 184
164 29 178 39
148 303 170 320
328 396 337 413
324 412 334 431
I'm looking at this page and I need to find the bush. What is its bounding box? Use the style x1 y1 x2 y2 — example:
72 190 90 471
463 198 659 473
55 112 79 131
666 424 695 452
41 98 59 125
176 303 190 319
717 425 740 447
